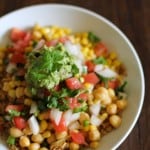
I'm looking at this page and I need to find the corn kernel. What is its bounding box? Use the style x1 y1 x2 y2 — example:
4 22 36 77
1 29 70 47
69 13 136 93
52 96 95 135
82 126 90 132
3 82 10 91
33 31 42 39
8 89 16 98
90 141 99 148
24 88 32 97
34 23 41 31
24 98 32 106
89 125 97 131
25 46 32 52
8 81 16 88
42 131 51 138
15 87 24 98
40 120 48 133
100 113 108 121
109 52 117 60
81 38 88 45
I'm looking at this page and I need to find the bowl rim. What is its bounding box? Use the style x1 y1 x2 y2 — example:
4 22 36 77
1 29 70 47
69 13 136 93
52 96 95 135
0 3 145 150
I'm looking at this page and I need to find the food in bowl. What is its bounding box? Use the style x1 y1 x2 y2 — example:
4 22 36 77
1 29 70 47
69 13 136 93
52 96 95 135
0 24 128 150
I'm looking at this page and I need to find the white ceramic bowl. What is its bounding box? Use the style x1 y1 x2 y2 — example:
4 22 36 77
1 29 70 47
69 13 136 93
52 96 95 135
0 4 145 150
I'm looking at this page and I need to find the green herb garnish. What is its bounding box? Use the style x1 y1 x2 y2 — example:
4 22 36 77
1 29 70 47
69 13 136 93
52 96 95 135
88 32 100 43
7 136 15 145
93 56 107 64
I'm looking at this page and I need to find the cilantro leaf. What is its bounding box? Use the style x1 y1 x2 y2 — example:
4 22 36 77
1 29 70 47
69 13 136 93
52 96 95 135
93 56 107 64
88 32 100 43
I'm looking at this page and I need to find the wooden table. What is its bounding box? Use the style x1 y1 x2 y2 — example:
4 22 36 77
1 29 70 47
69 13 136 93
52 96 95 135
0 0 149 150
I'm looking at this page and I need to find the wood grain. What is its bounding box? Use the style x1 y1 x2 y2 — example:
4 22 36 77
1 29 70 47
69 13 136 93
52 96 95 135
0 0 149 149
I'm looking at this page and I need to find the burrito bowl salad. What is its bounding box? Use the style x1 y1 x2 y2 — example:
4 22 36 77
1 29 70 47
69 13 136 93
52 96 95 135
0 24 127 150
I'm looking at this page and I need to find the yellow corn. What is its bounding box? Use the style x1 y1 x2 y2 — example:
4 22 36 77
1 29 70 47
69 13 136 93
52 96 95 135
8 89 16 98
15 87 24 98
40 120 48 133
32 30 42 40
89 125 97 131
109 52 117 60
24 98 32 106
42 131 51 138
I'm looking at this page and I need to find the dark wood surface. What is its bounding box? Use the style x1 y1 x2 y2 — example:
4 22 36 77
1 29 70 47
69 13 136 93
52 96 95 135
0 0 149 150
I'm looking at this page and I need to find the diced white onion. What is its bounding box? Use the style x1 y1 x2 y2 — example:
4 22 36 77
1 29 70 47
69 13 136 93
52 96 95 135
70 112 80 123
95 67 118 78
90 115 102 126
94 64 104 72
65 41 84 62
50 108 63 125
89 102 101 116
30 102 38 114
63 109 73 126
69 121 80 130
28 115 40 135
6 63 16 74
33 39 45 51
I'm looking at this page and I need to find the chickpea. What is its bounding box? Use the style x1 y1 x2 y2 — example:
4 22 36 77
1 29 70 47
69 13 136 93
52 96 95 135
39 148 48 150
89 129 101 141
79 112 90 124
69 142 79 150
47 134 56 144
10 127 23 138
106 103 117 115
109 115 122 128
28 143 40 150
93 87 111 105
31 134 44 143
19 136 30 147
56 131 67 140
116 99 127 110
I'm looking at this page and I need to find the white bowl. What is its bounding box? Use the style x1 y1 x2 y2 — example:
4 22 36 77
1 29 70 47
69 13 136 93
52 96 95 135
0 4 145 150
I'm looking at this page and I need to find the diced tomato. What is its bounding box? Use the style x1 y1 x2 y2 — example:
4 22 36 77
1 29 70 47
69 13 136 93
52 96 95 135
59 36 70 43
85 60 96 72
65 77 82 90
94 42 107 57
10 28 26 42
108 79 119 89
52 116 67 133
5 105 24 112
13 116 27 130
83 73 100 85
77 93 88 101
10 53 26 64
70 131 86 145
45 39 58 47
67 97 80 109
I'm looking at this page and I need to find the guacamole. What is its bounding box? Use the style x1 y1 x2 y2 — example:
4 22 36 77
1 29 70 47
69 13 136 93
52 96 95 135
25 44 79 91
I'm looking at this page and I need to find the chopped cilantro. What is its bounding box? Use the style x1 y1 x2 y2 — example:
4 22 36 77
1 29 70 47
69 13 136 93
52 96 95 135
115 81 127 95
7 136 15 145
93 56 107 65
88 32 100 43
8 110 20 118
83 120 90 126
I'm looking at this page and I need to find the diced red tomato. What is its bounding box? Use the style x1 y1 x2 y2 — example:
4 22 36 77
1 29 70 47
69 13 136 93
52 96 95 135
10 53 26 64
52 116 67 133
67 97 80 109
94 42 107 57
10 28 26 42
108 79 119 89
13 116 27 130
70 131 86 145
85 60 96 72
83 73 100 85
59 36 70 43
77 93 88 101
65 77 82 90
5 105 24 112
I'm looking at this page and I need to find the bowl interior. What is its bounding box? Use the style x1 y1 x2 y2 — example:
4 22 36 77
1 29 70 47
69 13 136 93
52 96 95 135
0 4 145 150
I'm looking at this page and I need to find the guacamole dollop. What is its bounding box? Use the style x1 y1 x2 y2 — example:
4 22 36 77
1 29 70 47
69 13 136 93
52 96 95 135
25 44 79 91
